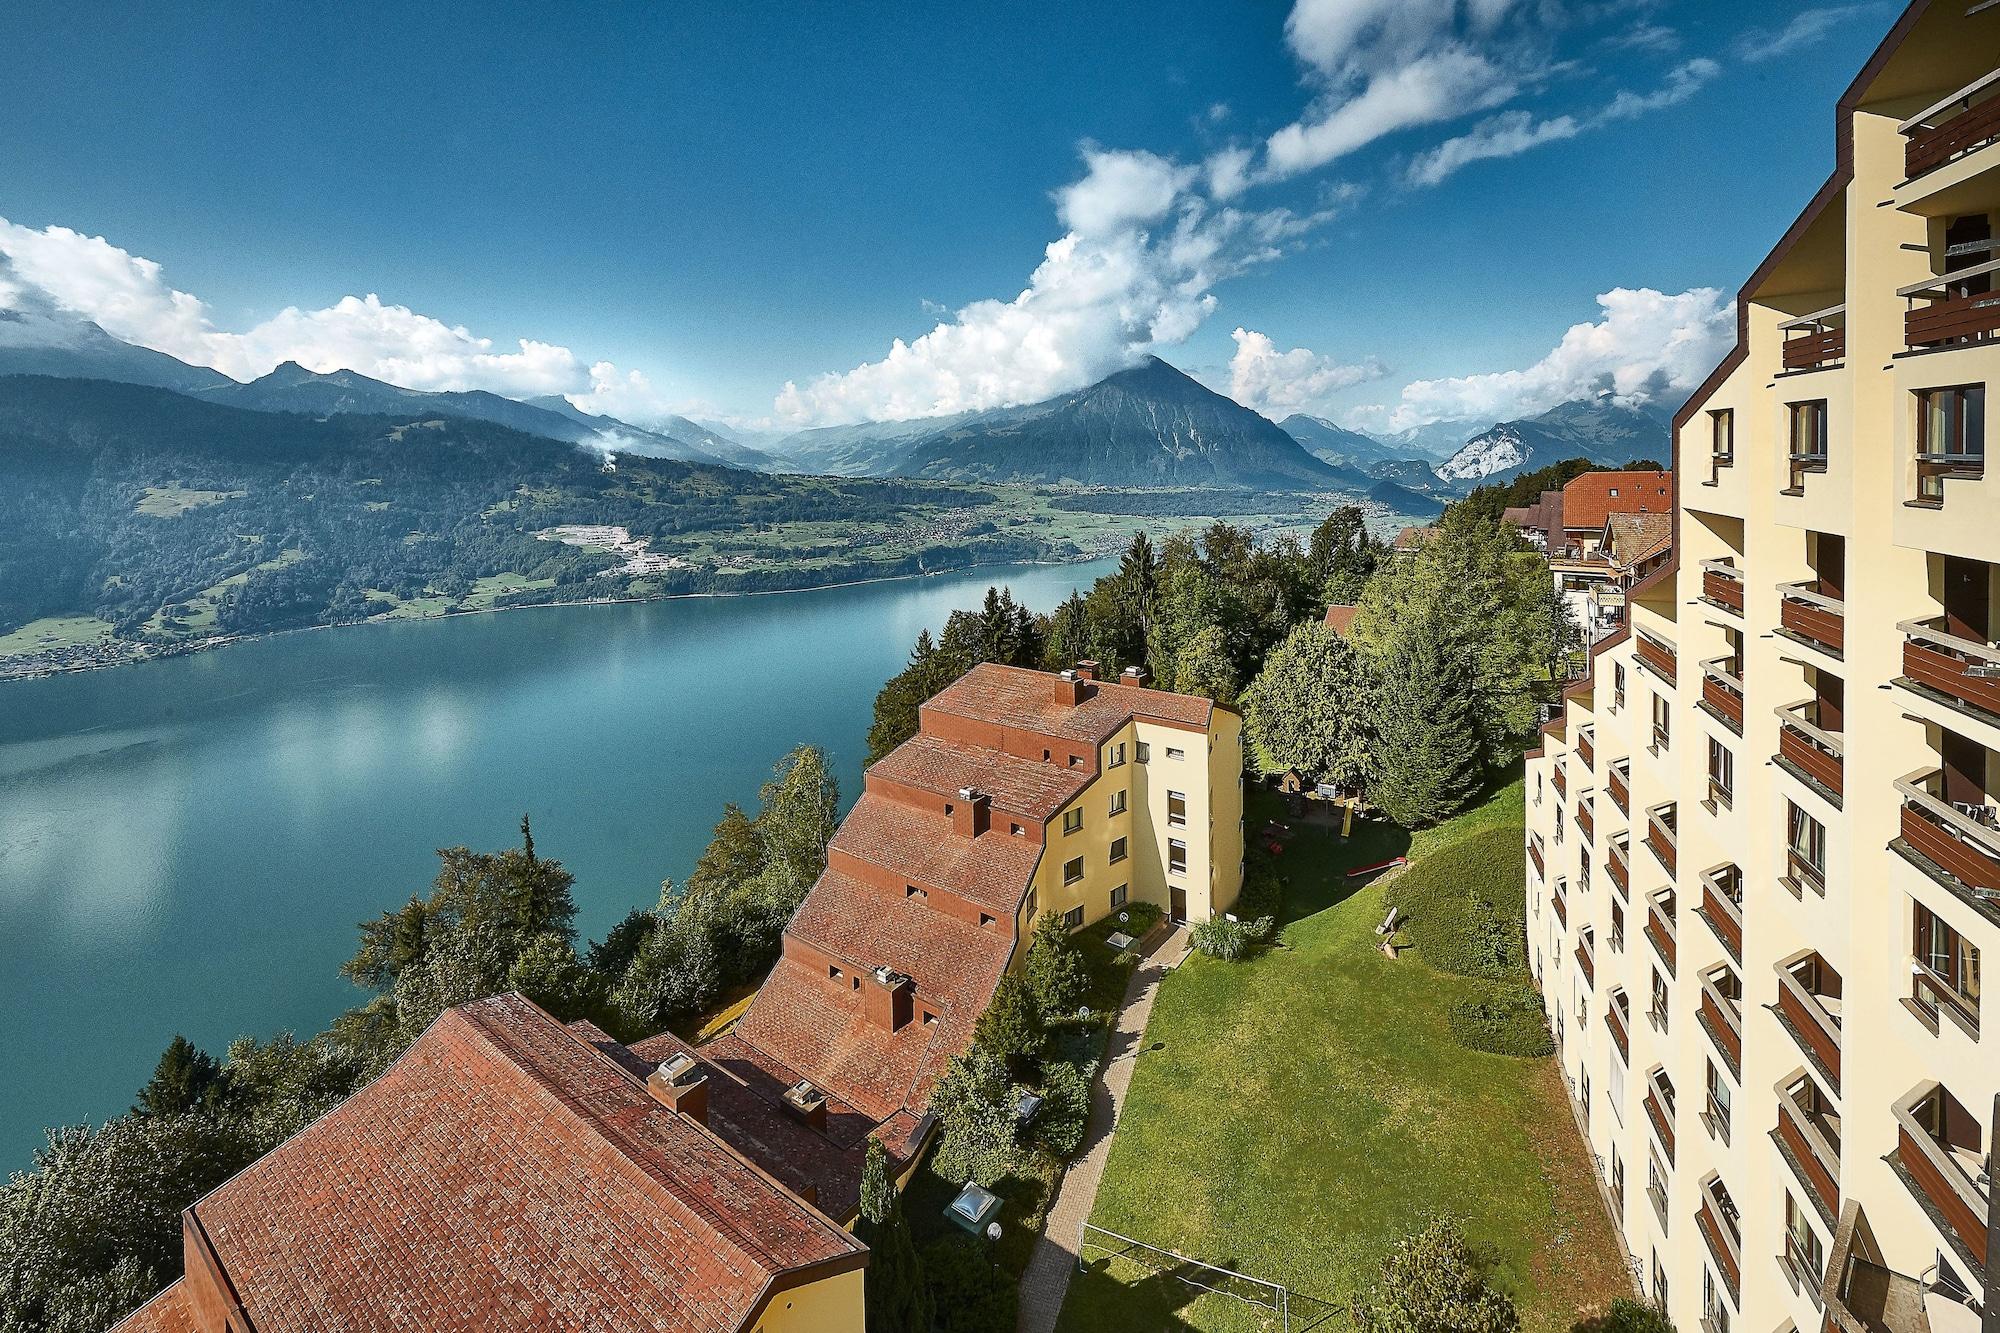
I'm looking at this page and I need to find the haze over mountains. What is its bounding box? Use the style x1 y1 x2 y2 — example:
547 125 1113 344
0 311 1673 493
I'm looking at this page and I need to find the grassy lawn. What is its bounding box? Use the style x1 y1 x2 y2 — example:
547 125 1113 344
1058 774 1627 1333
133 484 247 517
0 615 114 660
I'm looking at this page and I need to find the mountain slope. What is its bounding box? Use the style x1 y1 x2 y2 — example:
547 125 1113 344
1278 414 1431 471
766 412 980 477
525 396 775 470
0 310 232 394
1433 397 1672 485
889 358 1346 489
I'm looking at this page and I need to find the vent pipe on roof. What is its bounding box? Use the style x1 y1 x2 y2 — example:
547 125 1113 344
867 967 915 1033
953 787 990 838
647 1054 709 1126
1055 669 1087 707
1074 659 1099 681
1121 665 1150 688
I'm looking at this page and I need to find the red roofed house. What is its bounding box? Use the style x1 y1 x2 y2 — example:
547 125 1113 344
111 993 868 1333
1322 604 1358 637
708 661 1243 1208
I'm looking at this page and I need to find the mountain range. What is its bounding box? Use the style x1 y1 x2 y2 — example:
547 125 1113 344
1432 397 1674 485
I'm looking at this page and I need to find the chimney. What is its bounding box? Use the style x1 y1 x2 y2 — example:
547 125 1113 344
646 1053 709 1126
953 787 991 838
783 1078 829 1132
1054 668 1087 706
1074 659 1099 681
1121 665 1150 688
865 965 915 1032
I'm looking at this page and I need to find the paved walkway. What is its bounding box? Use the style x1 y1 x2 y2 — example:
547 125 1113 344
1016 923 1189 1333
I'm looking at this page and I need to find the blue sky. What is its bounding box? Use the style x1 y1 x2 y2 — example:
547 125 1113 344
0 1 1889 431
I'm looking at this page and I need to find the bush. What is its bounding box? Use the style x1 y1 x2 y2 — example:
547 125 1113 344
920 1235 1018 1333
1234 856 1285 921
1189 914 1274 961
1032 1058 1092 1160
1388 826 1526 979
928 1046 1023 1187
1577 1298 1677 1333
1110 900 1163 938
1351 1215 1521 1333
1449 989 1554 1058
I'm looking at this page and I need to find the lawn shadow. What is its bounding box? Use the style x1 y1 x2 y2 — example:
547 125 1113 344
1066 1249 1345 1332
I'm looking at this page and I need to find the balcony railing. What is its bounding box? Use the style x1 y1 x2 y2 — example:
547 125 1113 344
1647 891 1677 975
1696 1176 1744 1303
1697 864 1744 963
1699 559 1745 615
1606 1001 1631 1062
1895 767 2000 903
1576 940 1596 987
1779 580 1845 658
1698 970 1744 1074
1646 803 1678 876
1636 628 1678 686
1608 762 1630 815
1905 281 2000 351
1577 797 1594 842
1552 891 1568 927
1775 951 1843 1090
1900 617 2000 723
1645 1073 1677 1164
1902 68 2000 178
1577 728 1595 770
1775 1076 1841 1226
1529 832 1546 880
1700 657 1745 735
1553 762 1568 799
1890 1081 1990 1269
1779 306 1845 372
1777 699 1845 801
1608 836 1631 899
1823 1205 1940 1333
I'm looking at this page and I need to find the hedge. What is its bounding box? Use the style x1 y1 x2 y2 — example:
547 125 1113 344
1385 825 1527 980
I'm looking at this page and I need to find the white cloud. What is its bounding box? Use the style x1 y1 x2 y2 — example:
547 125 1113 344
1265 46 1521 181
1735 5 1872 62
1405 109 1580 186
1387 285 1733 428
773 149 1352 425
0 217 660 407
1226 328 1386 416
1596 57 1719 122
1605 21 1679 54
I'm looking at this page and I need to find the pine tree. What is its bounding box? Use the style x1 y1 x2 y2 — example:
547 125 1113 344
1370 610 1483 826
133 1035 225 1118
858 1137 934 1333
1023 910 1089 1018
520 813 536 866
972 972 1044 1067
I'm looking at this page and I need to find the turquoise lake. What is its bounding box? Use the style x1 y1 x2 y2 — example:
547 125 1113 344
0 557 1116 1170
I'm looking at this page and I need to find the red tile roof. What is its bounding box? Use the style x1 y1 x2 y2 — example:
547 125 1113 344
829 793 1044 915
923 662 1212 742
1322 604 1358 637
1560 470 1672 533
109 1284 197 1333
1393 525 1438 552
867 732 1089 820
185 994 862 1333
1604 511 1672 568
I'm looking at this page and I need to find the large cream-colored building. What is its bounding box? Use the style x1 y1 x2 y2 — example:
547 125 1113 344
1526 7 2000 1333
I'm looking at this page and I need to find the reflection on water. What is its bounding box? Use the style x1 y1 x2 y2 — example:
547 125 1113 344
0 560 1114 1169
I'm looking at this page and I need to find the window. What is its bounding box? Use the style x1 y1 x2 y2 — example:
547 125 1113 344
1554 804 1565 844
1913 902 1981 1027
1136 741 1150 762
829 965 844 981
1651 969 1669 1031
1785 1193 1824 1286
1610 1150 1626 1210
1702 1268 1730 1333
1167 791 1187 827
1786 801 1826 891
1610 900 1625 952
1165 746 1186 761
1068 753 1083 768
1535 770 1544 804
1786 399 1829 492
1613 662 1627 711
1109 836 1128 865
905 884 927 900
1063 808 1084 835
1063 856 1084 885
1108 789 1127 816
1704 1060 1732 1140
1650 692 1671 753
1651 1250 1669 1307
1706 738 1734 808
979 912 995 927
1108 741 1127 768
1063 905 1084 930
1110 884 1127 909
1010 821 1025 836
1917 384 1986 500
1710 408 1734 466
1026 888 1037 921
1168 839 1187 876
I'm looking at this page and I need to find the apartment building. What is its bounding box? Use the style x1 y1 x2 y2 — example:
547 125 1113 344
1526 8 2000 1333
112 663 1241 1333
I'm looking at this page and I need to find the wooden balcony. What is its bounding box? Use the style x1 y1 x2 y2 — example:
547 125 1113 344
1900 617 2000 723
1695 1179 1744 1303
1895 768 2000 900
1779 581 1844 659
1700 658 1744 735
1697 969 1743 1074
1777 700 1844 801
1646 891 1677 976
1552 891 1567 927
1776 951 1843 1091
1605 1000 1630 1062
1644 1073 1676 1164
1903 70 2000 177
1577 728 1595 770
1646 803 1677 876
1774 1076 1841 1226
1608 837 1630 899
1607 762 1629 814
1696 865 1743 963
1699 560 1744 615
1781 312 1845 372
1575 940 1595 987
1529 834 1546 879
1891 1081 1990 1273
1635 629 1677 686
